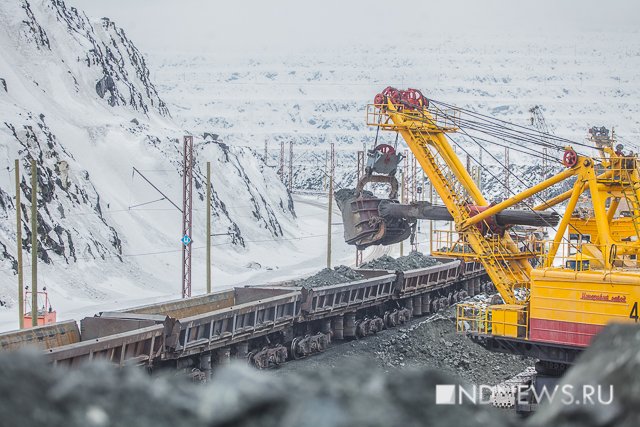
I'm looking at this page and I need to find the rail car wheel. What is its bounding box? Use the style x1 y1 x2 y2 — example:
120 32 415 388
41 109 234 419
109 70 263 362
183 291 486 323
291 337 303 360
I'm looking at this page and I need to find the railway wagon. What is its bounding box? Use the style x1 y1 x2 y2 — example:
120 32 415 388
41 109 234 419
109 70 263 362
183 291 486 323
0 320 80 352
45 287 299 369
1 260 488 371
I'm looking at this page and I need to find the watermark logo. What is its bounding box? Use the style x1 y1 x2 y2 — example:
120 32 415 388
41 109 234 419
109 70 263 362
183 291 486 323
435 383 614 406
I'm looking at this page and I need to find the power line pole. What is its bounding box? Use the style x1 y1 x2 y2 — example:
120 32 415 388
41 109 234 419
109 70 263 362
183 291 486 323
478 147 483 192
15 160 24 329
411 153 417 202
355 150 365 266
529 105 552 199
542 146 548 199
399 170 405 257
323 150 328 191
206 161 211 294
327 143 335 268
288 140 293 191
429 179 434 254
181 136 193 299
411 153 418 252
30 159 37 327
400 150 409 256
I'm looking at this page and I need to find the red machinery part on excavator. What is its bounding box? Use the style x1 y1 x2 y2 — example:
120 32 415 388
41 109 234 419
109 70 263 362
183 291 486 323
401 88 428 109
562 149 578 168
466 204 507 236
375 87 429 110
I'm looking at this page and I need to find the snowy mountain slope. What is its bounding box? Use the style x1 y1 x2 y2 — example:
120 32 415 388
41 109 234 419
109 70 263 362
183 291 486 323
0 0 304 327
151 33 640 199
153 37 640 150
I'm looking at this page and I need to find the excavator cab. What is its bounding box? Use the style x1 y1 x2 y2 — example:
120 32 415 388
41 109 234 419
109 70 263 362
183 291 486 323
565 254 592 272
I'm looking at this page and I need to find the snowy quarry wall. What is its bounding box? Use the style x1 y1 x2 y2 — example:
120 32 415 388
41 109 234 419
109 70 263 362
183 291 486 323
0 0 296 316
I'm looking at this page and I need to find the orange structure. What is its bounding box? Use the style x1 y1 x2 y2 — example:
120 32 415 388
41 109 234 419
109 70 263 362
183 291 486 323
23 290 56 327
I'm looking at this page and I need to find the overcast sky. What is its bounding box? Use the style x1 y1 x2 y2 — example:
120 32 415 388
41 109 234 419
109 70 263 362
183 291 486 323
70 0 639 54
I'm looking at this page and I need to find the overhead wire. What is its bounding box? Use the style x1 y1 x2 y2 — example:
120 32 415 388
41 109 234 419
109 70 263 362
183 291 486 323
430 99 600 154
0 230 346 273
425 101 586 253
434 110 594 162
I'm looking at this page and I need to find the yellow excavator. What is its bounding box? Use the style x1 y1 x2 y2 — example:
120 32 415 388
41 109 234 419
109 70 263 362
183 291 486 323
338 87 640 411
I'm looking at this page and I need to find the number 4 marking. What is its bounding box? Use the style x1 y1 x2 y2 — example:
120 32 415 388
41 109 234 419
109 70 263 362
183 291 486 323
630 302 639 323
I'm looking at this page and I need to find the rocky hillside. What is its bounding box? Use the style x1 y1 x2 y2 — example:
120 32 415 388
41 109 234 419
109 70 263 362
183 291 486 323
0 0 295 320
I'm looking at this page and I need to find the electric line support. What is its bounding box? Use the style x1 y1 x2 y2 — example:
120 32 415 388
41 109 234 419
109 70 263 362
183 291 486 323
30 159 37 326
288 141 293 191
206 161 211 294
264 141 268 165
504 146 510 197
327 143 335 268
411 153 418 252
279 141 285 182
181 136 194 299
355 150 365 266
15 160 24 328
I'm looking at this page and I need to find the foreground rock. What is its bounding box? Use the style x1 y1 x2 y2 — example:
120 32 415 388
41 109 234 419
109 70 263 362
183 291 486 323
0 351 506 427
529 323 640 427
1 324 639 426
278 313 533 386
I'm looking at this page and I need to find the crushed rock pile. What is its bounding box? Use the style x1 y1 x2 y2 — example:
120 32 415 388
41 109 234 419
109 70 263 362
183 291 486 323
293 265 364 288
278 313 532 386
0 350 506 427
361 251 441 271
1 323 639 426
371 316 530 384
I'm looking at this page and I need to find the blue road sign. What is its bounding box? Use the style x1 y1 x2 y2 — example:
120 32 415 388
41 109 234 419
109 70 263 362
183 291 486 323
181 234 192 246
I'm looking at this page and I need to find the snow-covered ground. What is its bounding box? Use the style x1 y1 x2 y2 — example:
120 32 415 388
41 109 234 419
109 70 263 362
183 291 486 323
0 193 384 331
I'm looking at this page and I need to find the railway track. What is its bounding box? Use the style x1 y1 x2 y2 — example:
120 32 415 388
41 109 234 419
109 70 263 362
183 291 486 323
0 259 488 374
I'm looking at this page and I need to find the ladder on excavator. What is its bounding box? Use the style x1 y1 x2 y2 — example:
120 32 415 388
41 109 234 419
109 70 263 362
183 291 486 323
366 91 532 305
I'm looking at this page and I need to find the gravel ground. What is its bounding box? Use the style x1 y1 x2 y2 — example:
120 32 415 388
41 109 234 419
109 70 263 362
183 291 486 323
360 251 441 271
276 305 533 386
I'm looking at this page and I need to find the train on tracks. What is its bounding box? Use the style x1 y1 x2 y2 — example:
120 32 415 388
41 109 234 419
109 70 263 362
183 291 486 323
0 259 487 375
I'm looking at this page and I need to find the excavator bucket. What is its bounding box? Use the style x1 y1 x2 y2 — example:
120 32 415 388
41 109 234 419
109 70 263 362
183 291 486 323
335 189 412 249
